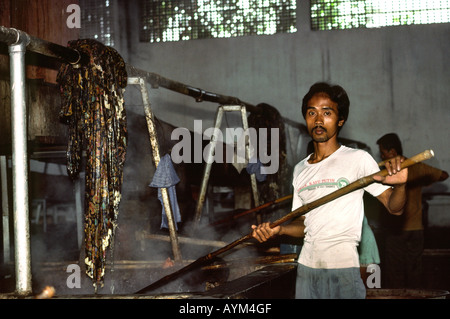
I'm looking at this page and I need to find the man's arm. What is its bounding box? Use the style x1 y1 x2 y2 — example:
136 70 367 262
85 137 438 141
376 185 407 215
373 155 408 215
251 216 305 243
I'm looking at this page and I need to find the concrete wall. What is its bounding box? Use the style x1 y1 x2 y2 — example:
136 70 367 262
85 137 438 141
116 1 450 197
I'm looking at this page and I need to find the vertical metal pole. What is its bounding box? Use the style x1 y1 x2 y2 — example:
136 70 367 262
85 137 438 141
193 106 224 225
1 156 11 264
128 77 182 262
9 35 32 295
74 173 84 249
240 106 261 223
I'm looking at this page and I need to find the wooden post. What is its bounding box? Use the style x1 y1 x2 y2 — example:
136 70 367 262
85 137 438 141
128 77 182 262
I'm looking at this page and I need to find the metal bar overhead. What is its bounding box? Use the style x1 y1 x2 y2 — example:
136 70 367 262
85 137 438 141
0 26 258 112
0 26 89 64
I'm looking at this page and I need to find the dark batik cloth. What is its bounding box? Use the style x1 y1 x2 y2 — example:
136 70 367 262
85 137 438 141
57 39 128 289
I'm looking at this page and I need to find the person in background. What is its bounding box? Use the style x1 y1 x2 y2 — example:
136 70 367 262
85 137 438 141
376 133 449 288
251 82 408 299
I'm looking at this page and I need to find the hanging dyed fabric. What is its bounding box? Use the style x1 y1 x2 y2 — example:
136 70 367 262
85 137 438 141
57 39 128 289
148 154 182 230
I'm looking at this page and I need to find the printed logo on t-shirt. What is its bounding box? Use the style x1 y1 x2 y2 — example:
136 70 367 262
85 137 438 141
297 177 350 194
337 177 350 188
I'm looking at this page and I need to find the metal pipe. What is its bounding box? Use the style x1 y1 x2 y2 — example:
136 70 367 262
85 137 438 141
193 106 225 225
126 64 260 114
1 27 253 115
1 26 261 116
0 27 302 130
239 105 260 215
0 26 88 65
74 174 84 249
128 77 182 262
1 156 11 264
9 33 32 296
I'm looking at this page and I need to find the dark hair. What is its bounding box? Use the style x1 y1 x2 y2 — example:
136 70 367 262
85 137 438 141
301 82 350 123
376 133 403 156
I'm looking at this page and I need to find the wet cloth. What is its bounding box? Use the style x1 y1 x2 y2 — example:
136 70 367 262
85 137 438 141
157 187 181 230
149 154 182 229
246 159 267 182
358 216 380 266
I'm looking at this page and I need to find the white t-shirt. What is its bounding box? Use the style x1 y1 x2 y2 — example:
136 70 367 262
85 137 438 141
292 145 389 269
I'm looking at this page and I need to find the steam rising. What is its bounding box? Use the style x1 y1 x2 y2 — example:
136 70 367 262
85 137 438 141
26 104 269 296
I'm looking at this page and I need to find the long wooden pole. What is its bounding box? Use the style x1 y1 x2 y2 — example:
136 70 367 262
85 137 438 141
205 157 393 227
135 150 434 294
208 194 293 227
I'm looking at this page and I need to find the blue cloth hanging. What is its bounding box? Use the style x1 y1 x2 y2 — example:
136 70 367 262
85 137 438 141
246 158 267 182
149 154 181 230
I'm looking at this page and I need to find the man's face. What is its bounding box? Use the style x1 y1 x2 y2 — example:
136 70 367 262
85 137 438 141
305 93 344 143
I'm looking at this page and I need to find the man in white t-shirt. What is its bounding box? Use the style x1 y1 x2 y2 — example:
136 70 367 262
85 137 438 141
251 82 408 299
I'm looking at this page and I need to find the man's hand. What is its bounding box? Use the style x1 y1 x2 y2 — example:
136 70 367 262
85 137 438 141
375 155 408 215
373 155 408 185
251 222 280 243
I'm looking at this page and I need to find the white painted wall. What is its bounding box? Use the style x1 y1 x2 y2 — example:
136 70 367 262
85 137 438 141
116 1 450 215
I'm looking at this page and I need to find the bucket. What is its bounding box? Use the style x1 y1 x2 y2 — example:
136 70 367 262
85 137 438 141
366 288 449 299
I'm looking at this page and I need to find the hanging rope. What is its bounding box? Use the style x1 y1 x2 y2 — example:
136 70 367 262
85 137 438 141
57 39 128 289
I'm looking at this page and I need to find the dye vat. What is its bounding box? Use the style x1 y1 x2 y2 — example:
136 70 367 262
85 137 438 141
0 254 298 298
